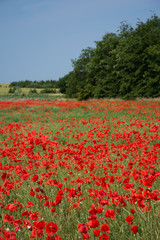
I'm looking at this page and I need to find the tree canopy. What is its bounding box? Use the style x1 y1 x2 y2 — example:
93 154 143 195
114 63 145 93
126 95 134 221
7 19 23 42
62 15 160 100
9 80 58 89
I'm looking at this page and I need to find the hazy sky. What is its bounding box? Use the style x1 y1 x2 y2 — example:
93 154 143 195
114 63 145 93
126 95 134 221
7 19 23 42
0 0 160 83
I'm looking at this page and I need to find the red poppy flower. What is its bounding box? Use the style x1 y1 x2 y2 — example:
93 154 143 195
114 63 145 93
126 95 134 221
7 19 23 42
68 189 77 198
82 233 90 239
30 189 35 196
99 233 109 240
131 225 138 234
3 230 17 240
77 223 88 233
31 174 38 182
31 228 43 238
96 206 104 213
55 236 62 240
88 219 99 228
50 207 55 212
130 209 136 214
26 201 34 208
45 236 54 240
93 229 100 237
100 224 110 233
6 203 17 212
125 216 134 225
105 209 115 220
88 208 97 215
29 212 39 221
88 214 97 220
46 222 58 236
22 173 30 180
3 214 14 224
22 210 31 217
100 199 110 206
34 221 46 230
55 195 63 205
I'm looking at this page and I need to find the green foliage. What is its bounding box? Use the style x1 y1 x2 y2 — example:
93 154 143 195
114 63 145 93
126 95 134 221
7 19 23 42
14 88 22 95
29 88 38 94
78 84 95 100
61 14 160 100
87 33 120 98
8 87 16 94
40 88 56 94
9 80 58 89
56 76 67 94
65 71 78 98
65 47 95 98
8 87 22 95
114 15 160 99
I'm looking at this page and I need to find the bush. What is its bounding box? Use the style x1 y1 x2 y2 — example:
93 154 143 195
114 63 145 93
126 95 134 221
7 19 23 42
8 87 22 94
14 88 22 95
9 87 16 94
40 88 56 94
78 84 95 100
29 88 38 94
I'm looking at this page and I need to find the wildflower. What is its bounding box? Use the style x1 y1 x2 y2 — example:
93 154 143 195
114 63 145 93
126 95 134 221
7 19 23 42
26 201 34 208
99 233 109 240
105 209 115 220
77 223 88 233
87 219 99 228
131 225 138 234
82 233 90 239
130 209 136 214
93 229 100 237
125 216 134 225
100 224 110 233
46 222 58 236
31 174 38 182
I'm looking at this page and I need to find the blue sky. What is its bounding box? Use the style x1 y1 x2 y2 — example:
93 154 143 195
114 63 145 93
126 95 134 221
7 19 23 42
0 0 160 83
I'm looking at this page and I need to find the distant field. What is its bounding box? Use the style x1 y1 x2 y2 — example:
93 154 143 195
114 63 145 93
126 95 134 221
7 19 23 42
0 83 60 95
0 83 10 94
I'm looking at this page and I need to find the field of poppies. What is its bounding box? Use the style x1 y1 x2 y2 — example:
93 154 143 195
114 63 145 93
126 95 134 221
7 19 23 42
0 99 159 240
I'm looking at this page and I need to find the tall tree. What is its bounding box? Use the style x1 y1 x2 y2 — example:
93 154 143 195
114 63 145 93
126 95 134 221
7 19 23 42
66 47 94 98
86 33 120 98
115 15 160 98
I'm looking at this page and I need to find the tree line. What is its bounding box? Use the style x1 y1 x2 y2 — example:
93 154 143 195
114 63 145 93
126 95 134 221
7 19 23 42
58 15 160 100
10 15 160 100
9 80 58 89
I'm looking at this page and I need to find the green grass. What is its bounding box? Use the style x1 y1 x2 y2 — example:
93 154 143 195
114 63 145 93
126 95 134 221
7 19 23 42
0 83 64 99
0 100 159 240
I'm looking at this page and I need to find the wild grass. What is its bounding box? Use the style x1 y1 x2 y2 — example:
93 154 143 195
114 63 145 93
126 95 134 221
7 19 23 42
0 99 159 240
0 84 62 100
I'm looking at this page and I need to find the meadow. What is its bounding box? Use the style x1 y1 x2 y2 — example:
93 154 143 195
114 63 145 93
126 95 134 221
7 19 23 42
0 99 159 240
0 84 62 100
0 84 43 95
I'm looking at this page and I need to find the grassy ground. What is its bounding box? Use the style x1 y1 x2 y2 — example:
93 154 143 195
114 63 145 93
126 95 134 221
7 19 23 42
0 83 49 94
0 83 64 100
0 99 159 240
0 83 10 94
